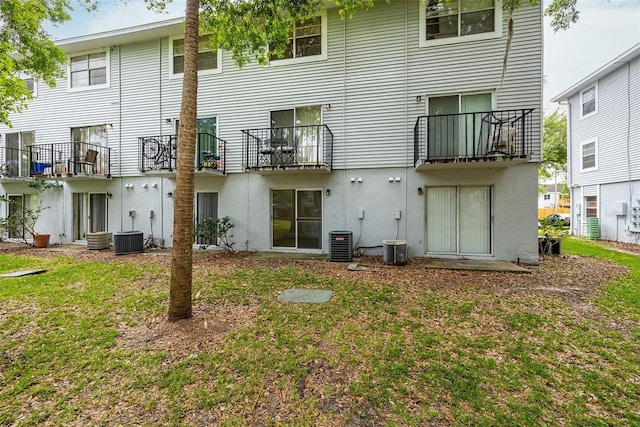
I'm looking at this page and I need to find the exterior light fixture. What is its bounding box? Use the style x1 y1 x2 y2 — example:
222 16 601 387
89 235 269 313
325 188 331 196
417 187 423 195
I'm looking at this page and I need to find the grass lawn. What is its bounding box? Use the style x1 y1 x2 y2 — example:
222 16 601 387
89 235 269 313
0 238 639 426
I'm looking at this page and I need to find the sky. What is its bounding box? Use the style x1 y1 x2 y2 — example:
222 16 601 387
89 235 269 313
46 0 640 115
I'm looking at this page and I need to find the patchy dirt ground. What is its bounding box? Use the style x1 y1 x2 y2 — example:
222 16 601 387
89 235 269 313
0 239 634 359
1 239 638 425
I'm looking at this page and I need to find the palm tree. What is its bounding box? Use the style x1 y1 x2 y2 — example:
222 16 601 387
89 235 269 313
169 0 199 321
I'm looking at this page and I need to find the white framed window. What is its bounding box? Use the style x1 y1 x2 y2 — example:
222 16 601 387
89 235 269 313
18 72 36 97
585 196 597 218
543 194 551 200
68 50 109 91
580 84 597 118
169 35 222 78
581 139 597 171
269 11 327 65
419 0 502 47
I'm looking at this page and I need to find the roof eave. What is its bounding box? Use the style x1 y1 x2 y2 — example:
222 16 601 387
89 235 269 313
55 17 185 53
551 41 640 103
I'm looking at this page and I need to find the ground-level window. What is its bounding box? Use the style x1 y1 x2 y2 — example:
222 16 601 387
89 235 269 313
425 185 492 255
585 196 597 218
73 193 107 240
272 189 322 249
194 192 219 246
3 131 34 178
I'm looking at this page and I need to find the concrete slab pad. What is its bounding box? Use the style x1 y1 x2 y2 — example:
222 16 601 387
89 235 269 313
1 269 47 277
277 289 333 303
419 258 531 273
248 252 328 261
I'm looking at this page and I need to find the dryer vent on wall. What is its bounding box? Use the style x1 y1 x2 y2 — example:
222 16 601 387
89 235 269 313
329 231 353 262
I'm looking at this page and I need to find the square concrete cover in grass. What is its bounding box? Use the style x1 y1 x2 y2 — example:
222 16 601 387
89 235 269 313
277 289 333 303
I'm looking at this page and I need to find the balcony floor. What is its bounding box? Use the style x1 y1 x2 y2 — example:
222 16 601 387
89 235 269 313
415 154 530 171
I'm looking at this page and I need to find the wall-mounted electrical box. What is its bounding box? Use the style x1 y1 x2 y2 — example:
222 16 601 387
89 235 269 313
394 210 401 220
614 202 627 216
358 209 365 219
128 210 136 218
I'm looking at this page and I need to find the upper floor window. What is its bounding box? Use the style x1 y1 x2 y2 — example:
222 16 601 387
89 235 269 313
543 194 551 200
420 0 502 47
23 78 35 93
170 35 221 77
581 139 597 171
68 51 108 90
581 85 597 118
269 12 327 65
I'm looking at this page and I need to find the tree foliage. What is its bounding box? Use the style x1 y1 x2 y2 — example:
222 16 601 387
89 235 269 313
0 0 71 126
540 109 567 181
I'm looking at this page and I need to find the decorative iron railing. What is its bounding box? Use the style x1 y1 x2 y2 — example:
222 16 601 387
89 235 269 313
241 124 333 170
138 133 226 173
413 109 535 164
1 142 111 178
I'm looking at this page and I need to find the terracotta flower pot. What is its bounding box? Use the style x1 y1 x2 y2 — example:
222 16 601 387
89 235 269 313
33 234 50 248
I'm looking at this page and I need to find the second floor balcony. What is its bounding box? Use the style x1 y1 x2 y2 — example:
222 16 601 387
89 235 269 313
138 133 227 175
1 142 111 180
242 125 333 174
413 109 535 170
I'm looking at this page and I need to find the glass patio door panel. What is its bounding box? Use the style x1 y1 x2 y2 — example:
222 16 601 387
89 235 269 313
425 186 491 255
460 94 492 157
89 193 107 233
296 106 321 163
426 186 457 253
74 193 107 240
296 190 322 249
271 189 322 249
195 192 219 245
428 96 459 158
458 186 491 254
7 195 24 238
73 193 88 240
272 189 295 248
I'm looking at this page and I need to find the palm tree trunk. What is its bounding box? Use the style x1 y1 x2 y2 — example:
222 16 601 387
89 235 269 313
169 0 199 321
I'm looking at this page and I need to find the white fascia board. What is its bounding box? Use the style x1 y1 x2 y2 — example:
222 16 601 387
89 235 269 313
56 17 185 53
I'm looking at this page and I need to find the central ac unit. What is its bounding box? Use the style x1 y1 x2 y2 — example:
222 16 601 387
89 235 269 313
329 231 353 262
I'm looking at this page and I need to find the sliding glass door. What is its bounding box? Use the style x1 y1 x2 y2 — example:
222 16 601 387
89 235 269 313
272 189 322 249
425 186 491 255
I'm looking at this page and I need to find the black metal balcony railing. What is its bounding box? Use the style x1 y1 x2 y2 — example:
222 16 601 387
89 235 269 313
138 133 227 173
1 142 111 178
413 109 535 164
242 125 333 170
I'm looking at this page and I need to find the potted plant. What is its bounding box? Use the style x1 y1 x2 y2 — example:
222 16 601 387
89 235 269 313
0 179 61 248
193 216 235 251
538 216 569 256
